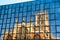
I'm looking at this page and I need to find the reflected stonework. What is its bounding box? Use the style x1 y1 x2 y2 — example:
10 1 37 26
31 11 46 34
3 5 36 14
3 11 55 40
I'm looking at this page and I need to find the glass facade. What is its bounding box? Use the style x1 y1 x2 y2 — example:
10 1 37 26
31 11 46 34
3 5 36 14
0 0 60 40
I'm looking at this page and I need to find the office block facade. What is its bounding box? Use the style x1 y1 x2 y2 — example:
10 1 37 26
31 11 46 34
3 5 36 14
0 0 60 40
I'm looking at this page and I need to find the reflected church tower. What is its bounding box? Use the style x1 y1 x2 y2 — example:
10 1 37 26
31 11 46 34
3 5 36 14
35 11 50 39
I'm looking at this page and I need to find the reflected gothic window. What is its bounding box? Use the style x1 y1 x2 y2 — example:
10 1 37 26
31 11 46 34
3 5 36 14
40 26 44 32
16 26 28 39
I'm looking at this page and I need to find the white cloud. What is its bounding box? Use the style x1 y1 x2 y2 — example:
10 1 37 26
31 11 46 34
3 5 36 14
0 0 34 5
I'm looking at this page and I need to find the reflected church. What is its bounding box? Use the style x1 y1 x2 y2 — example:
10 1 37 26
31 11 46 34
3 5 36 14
3 11 55 40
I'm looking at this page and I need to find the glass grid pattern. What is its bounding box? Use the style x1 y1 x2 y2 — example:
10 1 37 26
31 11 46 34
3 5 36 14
0 0 60 40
